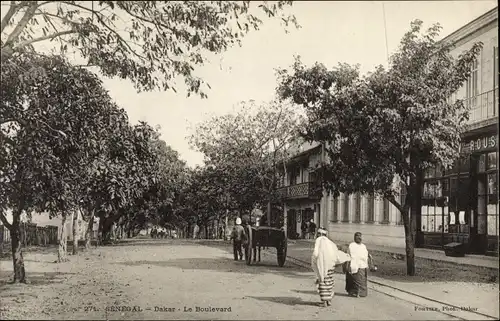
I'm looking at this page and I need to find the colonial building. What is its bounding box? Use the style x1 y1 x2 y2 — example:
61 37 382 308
275 140 324 239
277 7 498 255
418 7 498 255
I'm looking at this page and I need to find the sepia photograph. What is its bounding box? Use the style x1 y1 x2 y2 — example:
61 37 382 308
0 0 498 320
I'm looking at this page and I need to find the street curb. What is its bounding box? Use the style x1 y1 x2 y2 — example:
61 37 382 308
264 247 498 320
294 240 499 270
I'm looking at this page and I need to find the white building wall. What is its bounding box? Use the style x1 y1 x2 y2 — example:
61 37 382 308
447 14 498 125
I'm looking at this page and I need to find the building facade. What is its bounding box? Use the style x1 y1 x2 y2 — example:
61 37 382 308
275 141 324 239
418 8 498 255
277 8 498 254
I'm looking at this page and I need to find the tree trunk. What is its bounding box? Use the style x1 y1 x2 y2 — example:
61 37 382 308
127 222 132 238
399 176 421 276
58 214 69 263
102 219 113 244
407 171 423 276
10 212 26 283
402 205 416 276
97 216 104 245
85 214 94 250
72 210 78 255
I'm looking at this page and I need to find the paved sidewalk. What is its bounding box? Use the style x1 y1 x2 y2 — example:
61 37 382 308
293 239 499 269
281 241 499 319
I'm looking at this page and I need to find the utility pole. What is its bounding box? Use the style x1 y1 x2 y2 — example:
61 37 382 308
382 2 390 67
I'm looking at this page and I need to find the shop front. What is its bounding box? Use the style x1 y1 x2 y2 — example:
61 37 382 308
286 205 317 239
418 130 498 256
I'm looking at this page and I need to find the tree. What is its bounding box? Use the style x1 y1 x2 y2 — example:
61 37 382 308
120 138 187 237
1 1 298 97
85 121 164 243
189 100 304 224
276 20 482 275
76 104 130 249
0 53 125 278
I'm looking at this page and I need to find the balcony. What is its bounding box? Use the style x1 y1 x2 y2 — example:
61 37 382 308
465 88 498 126
275 182 322 200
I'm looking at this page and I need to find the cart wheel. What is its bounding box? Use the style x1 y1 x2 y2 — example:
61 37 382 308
245 226 253 265
277 239 287 267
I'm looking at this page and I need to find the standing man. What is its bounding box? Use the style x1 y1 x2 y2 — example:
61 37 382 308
309 219 317 239
230 217 246 260
301 219 308 239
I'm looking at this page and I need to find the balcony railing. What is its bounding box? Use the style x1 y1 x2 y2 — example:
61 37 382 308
465 88 498 125
275 182 322 200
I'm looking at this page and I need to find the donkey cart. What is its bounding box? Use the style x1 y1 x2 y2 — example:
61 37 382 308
244 225 288 267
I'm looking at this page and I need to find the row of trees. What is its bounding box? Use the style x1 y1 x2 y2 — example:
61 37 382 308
1 1 297 283
1 53 187 283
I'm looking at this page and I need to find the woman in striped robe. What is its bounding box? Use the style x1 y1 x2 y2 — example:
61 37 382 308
311 227 351 307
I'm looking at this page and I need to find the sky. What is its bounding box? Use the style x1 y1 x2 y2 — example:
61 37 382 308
3 1 498 167
98 0 497 167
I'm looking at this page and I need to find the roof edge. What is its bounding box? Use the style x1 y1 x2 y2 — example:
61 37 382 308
439 7 498 45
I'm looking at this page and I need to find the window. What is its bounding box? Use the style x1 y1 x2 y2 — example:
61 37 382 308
487 172 498 236
478 154 487 173
309 170 318 184
477 171 488 234
302 167 309 183
424 167 436 179
289 168 297 186
460 156 470 173
381 198 390 223
354 193 361 223
367 193 375 223
423 175 451 233
486 152 497 171
466 58 479 101
466 56 480 122
332 197 338 222
343 193 350 222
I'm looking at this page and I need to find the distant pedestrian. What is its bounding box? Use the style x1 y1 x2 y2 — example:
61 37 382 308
301 220 307 239
308 219 316 239
344 232 373 298
193 224 200 239
230 217 246 260
311 227 350 307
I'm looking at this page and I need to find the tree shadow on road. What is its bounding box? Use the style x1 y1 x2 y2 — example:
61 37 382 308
115 257 310 279
248 296 319 307
0 271 75 293
112 239 212 247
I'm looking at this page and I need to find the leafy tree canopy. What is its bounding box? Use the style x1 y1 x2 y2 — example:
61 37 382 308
276 20 482 206
1 1 298 96
1 54 123 222
189 100 304 209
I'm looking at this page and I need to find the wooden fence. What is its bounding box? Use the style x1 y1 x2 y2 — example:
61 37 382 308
0 223 58 251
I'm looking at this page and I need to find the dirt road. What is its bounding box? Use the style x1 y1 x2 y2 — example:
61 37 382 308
1 239 457 320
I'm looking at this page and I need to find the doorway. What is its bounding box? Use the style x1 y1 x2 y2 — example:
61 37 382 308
470 154 488 254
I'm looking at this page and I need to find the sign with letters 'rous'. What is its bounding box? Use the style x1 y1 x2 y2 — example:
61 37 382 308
461 135 497 153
